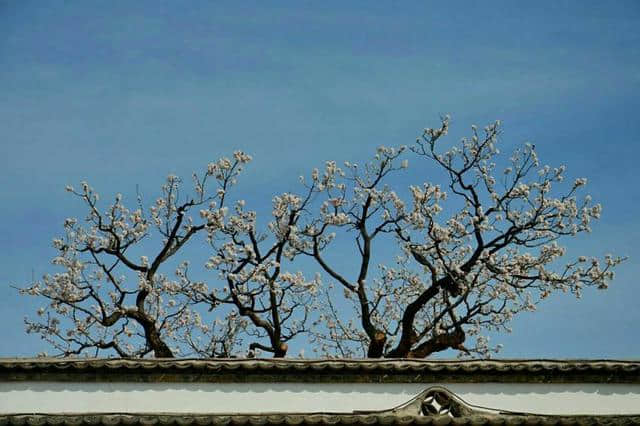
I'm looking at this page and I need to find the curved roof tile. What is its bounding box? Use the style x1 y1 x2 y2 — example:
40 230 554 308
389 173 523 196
1 358 639 383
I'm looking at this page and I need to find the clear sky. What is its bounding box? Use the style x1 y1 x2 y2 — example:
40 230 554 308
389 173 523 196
1 0 639 358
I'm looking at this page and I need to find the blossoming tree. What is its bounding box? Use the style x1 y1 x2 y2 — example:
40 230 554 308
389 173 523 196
297 118 623 358
188 184 321 358
20 118 623 358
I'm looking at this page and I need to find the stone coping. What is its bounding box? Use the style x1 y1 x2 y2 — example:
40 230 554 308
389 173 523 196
2 413 640 425
1 358 639 383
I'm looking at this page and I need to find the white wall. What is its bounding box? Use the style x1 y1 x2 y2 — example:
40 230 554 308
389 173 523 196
1 382 639 415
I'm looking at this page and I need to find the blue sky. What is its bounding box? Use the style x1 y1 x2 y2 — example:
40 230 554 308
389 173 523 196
1 0 639 358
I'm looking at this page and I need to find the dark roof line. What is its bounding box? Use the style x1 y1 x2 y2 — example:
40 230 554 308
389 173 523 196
3 413 640 425
2 358 639 383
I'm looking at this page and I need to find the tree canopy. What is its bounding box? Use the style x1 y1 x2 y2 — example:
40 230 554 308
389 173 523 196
20 118 624 358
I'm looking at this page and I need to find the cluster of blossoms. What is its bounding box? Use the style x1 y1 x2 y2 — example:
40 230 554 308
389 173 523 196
20 121 624 359
300 117 624 358
20 152 263 358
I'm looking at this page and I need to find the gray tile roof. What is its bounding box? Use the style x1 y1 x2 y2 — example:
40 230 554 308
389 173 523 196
3 412 640 425
1 358 639 383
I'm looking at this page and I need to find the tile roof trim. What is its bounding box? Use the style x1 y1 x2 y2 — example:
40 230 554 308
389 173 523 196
1 358 639 383
3 412 640 425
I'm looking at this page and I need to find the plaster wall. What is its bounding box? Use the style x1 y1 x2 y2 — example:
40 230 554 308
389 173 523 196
1 382 639 415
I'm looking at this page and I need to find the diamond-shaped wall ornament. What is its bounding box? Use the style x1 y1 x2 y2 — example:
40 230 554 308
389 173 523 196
422 389 454 416
383 386 479 418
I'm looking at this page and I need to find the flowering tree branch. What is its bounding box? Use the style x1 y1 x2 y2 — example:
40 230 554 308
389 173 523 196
302 118 624 358
19 119 624 359
186 180 319 357
20 152 252 358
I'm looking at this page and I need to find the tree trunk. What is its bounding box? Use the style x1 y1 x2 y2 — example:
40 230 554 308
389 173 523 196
273 342 288 358
367 331 386 358
149 330 174 358
130 310 174 358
